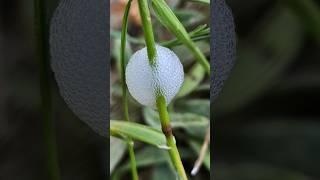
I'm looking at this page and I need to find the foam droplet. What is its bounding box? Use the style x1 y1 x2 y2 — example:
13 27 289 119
126 45 184 108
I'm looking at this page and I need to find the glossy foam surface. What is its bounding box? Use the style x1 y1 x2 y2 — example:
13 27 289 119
126 45 184 108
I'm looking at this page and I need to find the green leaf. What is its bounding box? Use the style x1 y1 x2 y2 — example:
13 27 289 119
152 165 177 180
175 99 210 117
119 147 171 171
110 120 167 149
174 9 206 28
113 146 193 178
143 107 209 130
219 120 320 176
215 163 311 180
177 63 206 98
173 41 210 66
151 0 210 74
188 0 210 4
283 0 320 44
213 9 303 114
161 25 210 48
110 137 127 173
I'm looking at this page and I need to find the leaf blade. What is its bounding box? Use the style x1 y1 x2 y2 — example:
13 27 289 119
110 120 167 148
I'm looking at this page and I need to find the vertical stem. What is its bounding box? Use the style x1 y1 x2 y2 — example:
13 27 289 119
156 96 188 180
191 127 210 175
137 0 157 65
34 0 61 180
121 0 132 122
120 1 139 180
137 0 187 178
128 141 139 180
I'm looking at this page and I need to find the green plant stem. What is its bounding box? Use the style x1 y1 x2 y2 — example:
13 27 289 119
156 96 188 180
151 0 210 75
127 141 139 180
137 0 187 178
121 0 132 122
137 0 157 65
34 0 60 180
120 1 139 180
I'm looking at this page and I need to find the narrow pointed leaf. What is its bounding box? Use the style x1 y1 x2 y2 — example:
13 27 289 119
110 120 167 148
177 63 206 98
151 0 210 74
143 108 209 129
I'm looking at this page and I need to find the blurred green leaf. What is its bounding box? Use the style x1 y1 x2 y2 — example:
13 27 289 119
174 9 206 28
110 120 167 148
161 25 210 48
188 0 210 4
118 147 171 171
151 0 210 74
113 147 193 179
111 32 133 73
215 163 313 180
283 0 320 44
176 99 210 117
213 8 303 114
173 41 210 66
177 63 206 98
110 137 127 173
152 165 177 180
143 108 209 130
218 120 320 177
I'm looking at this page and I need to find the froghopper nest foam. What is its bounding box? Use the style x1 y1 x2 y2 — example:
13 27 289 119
126 45 184 108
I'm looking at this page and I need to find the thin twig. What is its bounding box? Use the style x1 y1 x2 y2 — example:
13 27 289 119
191 126 210 176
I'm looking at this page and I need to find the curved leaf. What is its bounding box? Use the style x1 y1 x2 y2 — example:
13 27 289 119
143 108 209 130
110 137 127 173
177 63 206 98
110 120 167 149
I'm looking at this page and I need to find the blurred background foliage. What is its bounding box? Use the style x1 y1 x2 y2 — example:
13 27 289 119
214 0 320 180
0 0 319 180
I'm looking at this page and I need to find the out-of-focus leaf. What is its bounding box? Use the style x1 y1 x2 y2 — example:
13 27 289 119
213 9 303 114
152 0 210 74
152 165 177 180
143 107 209 130
174 9 206 28
177 63 206 98
113 147 193 179
110 137 127 173
189 0 210 4
283 0 320 44
117 147 171 172
111 31 133 73
215 163 313 180
176 99 210 117
218 120 320 177
173 41 210 66
161 25 210 48
189 140 210 170
110 120 167 148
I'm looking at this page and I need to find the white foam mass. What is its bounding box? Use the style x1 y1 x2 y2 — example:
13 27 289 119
126 45 184 108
